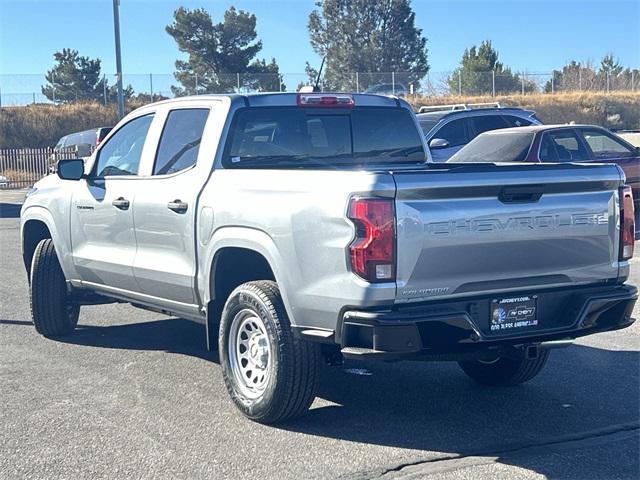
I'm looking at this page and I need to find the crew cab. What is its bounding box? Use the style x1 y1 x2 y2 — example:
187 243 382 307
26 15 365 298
21 93 637 424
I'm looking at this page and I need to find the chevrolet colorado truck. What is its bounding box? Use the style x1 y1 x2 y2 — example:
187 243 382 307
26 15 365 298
21 93 637 424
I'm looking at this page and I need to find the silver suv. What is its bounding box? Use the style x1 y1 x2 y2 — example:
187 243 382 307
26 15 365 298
417 103 541 161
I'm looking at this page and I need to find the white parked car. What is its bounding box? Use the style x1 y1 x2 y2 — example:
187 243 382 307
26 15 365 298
0 175 9 187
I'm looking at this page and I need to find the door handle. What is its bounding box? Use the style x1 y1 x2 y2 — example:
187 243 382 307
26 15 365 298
112 197 130 210
167 199 188 214
499 185 543 204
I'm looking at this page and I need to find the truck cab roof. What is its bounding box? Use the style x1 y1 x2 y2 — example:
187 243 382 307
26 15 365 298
142 92 407 110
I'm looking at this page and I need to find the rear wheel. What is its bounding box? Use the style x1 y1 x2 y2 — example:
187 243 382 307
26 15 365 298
30 239 79 338
458 350 550 386
219 280 319 423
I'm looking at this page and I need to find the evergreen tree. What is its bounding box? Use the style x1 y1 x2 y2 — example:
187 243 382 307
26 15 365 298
166 6 284 94
308 0 429 91
448 40 534 95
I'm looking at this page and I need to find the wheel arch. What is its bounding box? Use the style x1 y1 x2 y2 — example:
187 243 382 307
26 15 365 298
21 206 74 281
200 227 296 349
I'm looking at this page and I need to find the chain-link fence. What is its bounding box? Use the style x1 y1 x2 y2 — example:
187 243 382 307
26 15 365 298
0 70 637 106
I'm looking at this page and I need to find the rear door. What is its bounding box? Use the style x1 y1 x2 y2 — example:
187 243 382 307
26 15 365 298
393 164 622 303
132 105 214 305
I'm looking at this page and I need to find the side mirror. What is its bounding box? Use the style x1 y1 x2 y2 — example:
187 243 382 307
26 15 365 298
57 158 85 181
429 138 450 149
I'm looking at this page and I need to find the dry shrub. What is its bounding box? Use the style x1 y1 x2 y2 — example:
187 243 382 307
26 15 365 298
411 91 640 130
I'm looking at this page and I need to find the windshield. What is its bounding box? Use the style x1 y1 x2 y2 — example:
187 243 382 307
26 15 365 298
447 132 535 163
223 107 426 168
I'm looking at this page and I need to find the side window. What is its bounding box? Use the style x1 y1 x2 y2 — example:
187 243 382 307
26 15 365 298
153 109 209 175
94 114 154 177
471 115 509 135
539 134 559 161
579 129 635 159
544 130 589 161
434 119 469 147
502 115 533 127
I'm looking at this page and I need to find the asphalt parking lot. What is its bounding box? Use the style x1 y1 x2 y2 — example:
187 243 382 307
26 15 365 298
1 190 639 480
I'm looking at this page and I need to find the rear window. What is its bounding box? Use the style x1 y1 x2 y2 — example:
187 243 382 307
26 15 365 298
448 132 534 163
223 107 425 168
67 129 98 147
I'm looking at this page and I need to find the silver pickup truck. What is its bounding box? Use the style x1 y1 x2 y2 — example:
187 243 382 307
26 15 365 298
21 93 637 423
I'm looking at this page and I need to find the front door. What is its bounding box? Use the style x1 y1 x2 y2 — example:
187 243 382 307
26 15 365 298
71 113 155 292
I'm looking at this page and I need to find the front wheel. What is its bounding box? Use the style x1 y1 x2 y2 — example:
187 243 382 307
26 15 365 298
458 350 550 386
219 281 319 423
30 239 79 337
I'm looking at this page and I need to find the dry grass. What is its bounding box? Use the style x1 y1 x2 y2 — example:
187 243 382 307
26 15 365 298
0 101 145 149
411 91 640 130
1 92 639 148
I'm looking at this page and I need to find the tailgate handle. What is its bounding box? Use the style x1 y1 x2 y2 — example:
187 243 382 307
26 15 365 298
499 186 543 204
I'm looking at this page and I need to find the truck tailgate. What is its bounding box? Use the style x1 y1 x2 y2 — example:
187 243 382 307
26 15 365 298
394 163 623 303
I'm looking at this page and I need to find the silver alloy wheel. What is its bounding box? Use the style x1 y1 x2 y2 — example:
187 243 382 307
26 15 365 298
228 308 272 399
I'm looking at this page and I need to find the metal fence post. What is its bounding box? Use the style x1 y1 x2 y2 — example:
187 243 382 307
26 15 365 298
458 71 462 96
579 69 582 91
237 72 240 91
392 71 395 95
149 73 153 101
606 71 610 93
195 73 198 95
492 70 495 97
103 74 107 106
0 87 2 109
278 76 282 92
33 92 36 104
632 70 635 92
356 72 359 93
551 75 554 94
521 73 525 95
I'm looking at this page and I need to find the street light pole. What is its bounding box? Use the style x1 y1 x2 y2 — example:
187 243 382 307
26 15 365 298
112 0 125 118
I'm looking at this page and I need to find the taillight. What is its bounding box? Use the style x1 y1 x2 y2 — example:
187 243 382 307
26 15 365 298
348 197 395 282
297 93 355 107
620 186 635 260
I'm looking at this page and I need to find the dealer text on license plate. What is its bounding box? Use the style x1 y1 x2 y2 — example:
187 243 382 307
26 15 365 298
490 295 538 332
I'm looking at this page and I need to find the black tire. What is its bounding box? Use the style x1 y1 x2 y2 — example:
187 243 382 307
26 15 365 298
219 280 319 423
30 239 79 338
458 350 550 386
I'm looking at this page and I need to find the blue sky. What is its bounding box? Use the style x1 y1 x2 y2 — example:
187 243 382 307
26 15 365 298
0 0 638 75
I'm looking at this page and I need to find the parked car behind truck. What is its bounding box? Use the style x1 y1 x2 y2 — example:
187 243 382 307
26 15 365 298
448 124 640 217
53 126 113 157
417 103 541 161
21 93 637 424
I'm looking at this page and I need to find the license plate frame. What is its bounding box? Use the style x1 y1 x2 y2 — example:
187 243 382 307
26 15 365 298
490 295 538 333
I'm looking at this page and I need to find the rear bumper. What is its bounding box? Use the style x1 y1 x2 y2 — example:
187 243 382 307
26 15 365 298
338 284 637 360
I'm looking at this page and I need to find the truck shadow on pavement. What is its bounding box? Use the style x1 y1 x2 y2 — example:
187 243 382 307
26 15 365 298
0 203 22 218
289 345 640 478
37 318 220 363
9 316 637 478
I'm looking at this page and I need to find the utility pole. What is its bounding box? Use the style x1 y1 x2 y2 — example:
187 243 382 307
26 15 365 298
112 0 125 118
